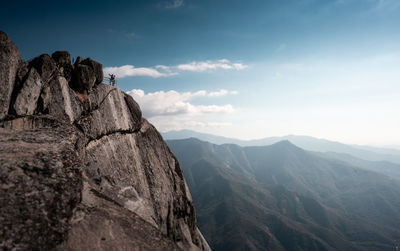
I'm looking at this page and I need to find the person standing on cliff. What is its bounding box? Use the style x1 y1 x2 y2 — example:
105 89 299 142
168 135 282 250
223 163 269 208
109 74 116 86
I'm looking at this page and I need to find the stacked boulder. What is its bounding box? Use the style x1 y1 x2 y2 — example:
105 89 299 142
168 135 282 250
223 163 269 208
0 30 210 251
71 56 103 93
7 48 103 119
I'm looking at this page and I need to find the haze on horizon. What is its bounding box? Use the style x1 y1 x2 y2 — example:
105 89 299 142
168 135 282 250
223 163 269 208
1 0 399 146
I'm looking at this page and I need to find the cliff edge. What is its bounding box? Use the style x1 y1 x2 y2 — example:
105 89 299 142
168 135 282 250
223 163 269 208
0 31 210 251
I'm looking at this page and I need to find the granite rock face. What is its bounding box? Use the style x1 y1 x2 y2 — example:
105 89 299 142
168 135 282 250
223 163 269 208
0 31 210 251
30 54 57 81
76 84 141 142
58 179 181 251
0 117 82 250
0 31 22 119
47 76 83 123
13 67 43 115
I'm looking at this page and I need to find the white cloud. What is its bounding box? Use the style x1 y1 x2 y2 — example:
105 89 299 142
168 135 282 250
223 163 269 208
103 65 177 78
176 59 247 72
127 89 236 118
208 89 238 97
104 59 247 78
184 121 232 128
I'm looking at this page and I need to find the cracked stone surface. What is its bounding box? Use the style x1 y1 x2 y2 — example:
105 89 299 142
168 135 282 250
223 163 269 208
76 84 141 143
47 76 83 123
58 180 180 251
0 31 22 119
13 67 43 115
0 117 82 250
0 30 210 251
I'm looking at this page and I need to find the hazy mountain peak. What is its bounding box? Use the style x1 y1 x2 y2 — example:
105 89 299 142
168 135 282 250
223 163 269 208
271 140 297 148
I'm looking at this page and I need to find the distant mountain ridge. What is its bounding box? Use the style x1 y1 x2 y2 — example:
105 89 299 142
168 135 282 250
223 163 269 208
167 138 400 251
162 130 400 164
312 151 400 179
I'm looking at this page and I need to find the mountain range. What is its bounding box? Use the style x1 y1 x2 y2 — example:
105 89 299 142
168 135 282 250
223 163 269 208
167 138 400 251
162 130 400 164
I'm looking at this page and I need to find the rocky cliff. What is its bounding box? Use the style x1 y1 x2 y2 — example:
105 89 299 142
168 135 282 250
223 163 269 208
0 31 210 251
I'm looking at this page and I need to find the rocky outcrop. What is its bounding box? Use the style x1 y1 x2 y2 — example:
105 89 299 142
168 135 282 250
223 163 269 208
71 57 103 93
30 54 57 81
52 51 73 82
0 31 22 119
13 67 43 115
0 31 210 251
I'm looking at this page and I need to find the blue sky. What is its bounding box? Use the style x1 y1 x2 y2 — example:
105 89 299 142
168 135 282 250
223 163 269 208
1 0 400 145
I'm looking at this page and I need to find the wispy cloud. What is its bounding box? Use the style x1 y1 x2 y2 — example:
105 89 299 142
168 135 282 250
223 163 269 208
127 89 237 118
124 32 137 38
183 121 232 128
333 0 400 14
103 65 176 78
150 117 233 132
107 29 139 39
104 59 248 78
175 59 247 72
208 89 238 97
164 0 184 9
372 0 400 12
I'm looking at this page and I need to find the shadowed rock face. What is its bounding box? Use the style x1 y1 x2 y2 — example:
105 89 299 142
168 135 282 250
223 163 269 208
0 31 210 251
52 51 73 82
0 31 22 119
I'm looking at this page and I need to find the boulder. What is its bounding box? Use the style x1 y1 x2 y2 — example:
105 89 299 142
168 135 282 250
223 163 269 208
52 51 71 65
71 64 96 92
29 54 57 82
0 117 82 250
70 57 103 92
81 58 103 85
74 56 83 66
13 67 43 115
0 31 22 120
52 51 73 81
63 64 74 82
